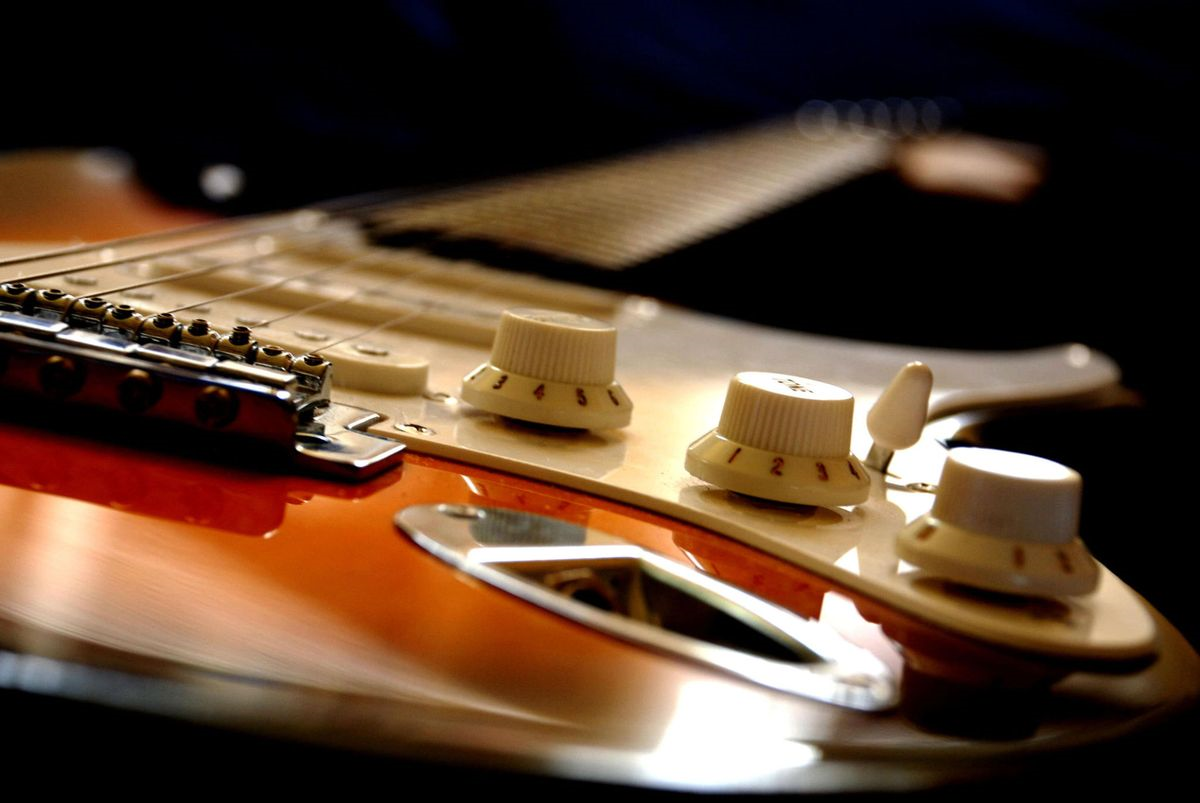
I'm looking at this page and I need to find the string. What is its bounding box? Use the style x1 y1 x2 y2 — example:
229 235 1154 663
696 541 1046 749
118 235 488 349
2 191 491 310
0 212 280 268
317 273 506 352
0 152 619 349
136 191 552 343
0 214 320 282
258 261 443 327
268 183 562 346
163 250 382 315
1 137 623 290
0 182 448 278
83 228 352 302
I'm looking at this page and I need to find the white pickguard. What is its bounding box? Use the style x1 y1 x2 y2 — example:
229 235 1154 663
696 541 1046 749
0 222 1156 661
349 283 1150 661
0 229 1194 794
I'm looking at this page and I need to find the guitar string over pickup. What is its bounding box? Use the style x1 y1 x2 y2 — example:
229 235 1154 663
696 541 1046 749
0 281 401 479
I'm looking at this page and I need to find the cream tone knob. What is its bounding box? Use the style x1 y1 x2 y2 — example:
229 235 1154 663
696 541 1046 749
461 308 632 429
896 448 1099 596
685 372 870 506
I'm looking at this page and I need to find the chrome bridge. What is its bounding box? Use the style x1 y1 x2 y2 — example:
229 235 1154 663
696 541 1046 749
0 284 403 478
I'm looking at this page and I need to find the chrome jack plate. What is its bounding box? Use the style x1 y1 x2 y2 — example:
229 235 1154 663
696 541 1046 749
395 504 897 711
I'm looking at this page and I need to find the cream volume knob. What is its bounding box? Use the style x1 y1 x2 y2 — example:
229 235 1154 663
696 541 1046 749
685 372 870 506
896 448 1099 596
461 308 633 429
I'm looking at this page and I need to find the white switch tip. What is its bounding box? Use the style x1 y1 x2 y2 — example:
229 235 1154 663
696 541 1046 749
867 361 933 451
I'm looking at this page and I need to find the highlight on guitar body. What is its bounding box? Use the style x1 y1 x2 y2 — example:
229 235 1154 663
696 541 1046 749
0 126 1195 794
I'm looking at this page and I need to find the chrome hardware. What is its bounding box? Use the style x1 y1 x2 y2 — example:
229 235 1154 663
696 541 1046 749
291 353 332 393
0 281 36 310
0 302 398 479
179 318 220 353
395 504 897 712
30 288 76 319
101 304 144 336
255 344 295 370
216 325 257 360
66 296 112 329
138 312 180 345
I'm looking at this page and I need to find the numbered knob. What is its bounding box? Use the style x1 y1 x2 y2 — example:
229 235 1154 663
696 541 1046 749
685 372 870 506
461 308 633 429
896 448 1099 596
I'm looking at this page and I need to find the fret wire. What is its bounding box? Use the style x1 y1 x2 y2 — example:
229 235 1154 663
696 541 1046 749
1 193 459 288
304 170 637 348
263 177 555 342
0 186 439 276
3 173 552 333
6 123 822 279
2 145 661 323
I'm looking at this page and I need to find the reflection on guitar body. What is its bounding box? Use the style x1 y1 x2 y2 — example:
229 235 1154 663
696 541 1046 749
0 124 1195 793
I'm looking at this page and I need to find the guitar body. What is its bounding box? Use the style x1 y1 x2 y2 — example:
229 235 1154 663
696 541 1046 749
0 137 1195 793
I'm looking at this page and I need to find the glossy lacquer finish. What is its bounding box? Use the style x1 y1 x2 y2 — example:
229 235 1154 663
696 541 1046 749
0 417 1195 794
0 137 1194 791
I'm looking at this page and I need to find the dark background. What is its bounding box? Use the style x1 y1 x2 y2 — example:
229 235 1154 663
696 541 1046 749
4 2 1192 369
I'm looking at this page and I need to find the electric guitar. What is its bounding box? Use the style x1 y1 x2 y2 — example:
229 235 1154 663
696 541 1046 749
0 124 1194 794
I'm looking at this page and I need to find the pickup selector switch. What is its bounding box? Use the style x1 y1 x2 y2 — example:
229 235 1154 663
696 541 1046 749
461 308 632 429
685 372 870 506
896 448 1099 596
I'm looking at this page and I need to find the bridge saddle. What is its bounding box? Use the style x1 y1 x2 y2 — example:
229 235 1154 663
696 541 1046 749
0 283 404 479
